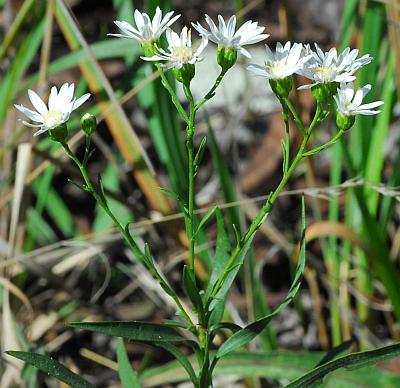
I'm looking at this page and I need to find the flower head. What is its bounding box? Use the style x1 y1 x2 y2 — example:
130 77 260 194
298 44 372 89
14 83 90 136
192 14 268 58
141 27 208 69
246 42 310 80
108 7 180 45
334 82 383 116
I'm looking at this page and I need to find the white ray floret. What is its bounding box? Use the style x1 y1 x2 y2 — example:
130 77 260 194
14 83 90 136
298 44 372 89
108 6 180 44
334 82 383 116
192 14 268 58
141 27 208 69
246 42 310 80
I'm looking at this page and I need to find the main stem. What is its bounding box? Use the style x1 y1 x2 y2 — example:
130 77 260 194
184 84 197 273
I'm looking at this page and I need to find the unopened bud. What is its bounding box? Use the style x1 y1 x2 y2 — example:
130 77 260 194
48 123 68 143
217 46 237 72
312 82 337 105
173 64 195 85
142 42 157 57
270 76 293 99
81 113 97 136
336 112 355 131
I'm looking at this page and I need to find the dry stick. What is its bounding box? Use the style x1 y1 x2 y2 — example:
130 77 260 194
304 268 330 350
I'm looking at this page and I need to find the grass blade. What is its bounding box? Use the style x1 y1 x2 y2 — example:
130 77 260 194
116 338 140 388
286 343 400 388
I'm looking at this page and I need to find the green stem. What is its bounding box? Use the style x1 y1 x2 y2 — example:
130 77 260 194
210 104 322 301
156 64 189 124
281 102 291 173
302 129 345 157
195 69 227 113
62 142 194 325
183 84 196 272
283 97 306 135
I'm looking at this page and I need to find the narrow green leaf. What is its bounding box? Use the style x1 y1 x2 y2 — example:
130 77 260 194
194 206 217 237
286 343 400 388
182 266 204 316
315 338 355 368
208 236 253 312
6 351 94 388
69 321 187 343
205 209 231 300
159 187 181 203
117 338 140 388
216 198 306 358
156 342 198 387
162 320 190 330
96 174 107 205
210 322 242 334
194 135 207 176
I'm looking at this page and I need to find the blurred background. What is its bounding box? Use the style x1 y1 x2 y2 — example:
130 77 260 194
1 0 400 386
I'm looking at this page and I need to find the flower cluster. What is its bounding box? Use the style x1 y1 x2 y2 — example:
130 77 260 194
246 41 382 128
14 8 383 136
112 10 267 74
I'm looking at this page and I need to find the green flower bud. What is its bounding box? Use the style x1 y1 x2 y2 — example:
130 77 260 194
217 46 237 72
48 123 68 143
269 76 293 99
81 113 97 136
173 64 195 85
336 112 355 131
311 84 328 103
142 42 157 57
312 83 338 105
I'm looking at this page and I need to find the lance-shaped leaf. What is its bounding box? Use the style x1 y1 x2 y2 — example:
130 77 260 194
156 342 198 387
205 209 231 301
69 321 187 343
182 266 204 318
194 136 207 176
6 351 94 388
286 343 400 388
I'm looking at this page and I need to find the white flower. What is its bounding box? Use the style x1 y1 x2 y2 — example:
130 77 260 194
192 14 268 58
141 27 208 69
246 42 310 79
108 6 180 44
334 82 383 116
298 44 372 89
14 83 90 136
